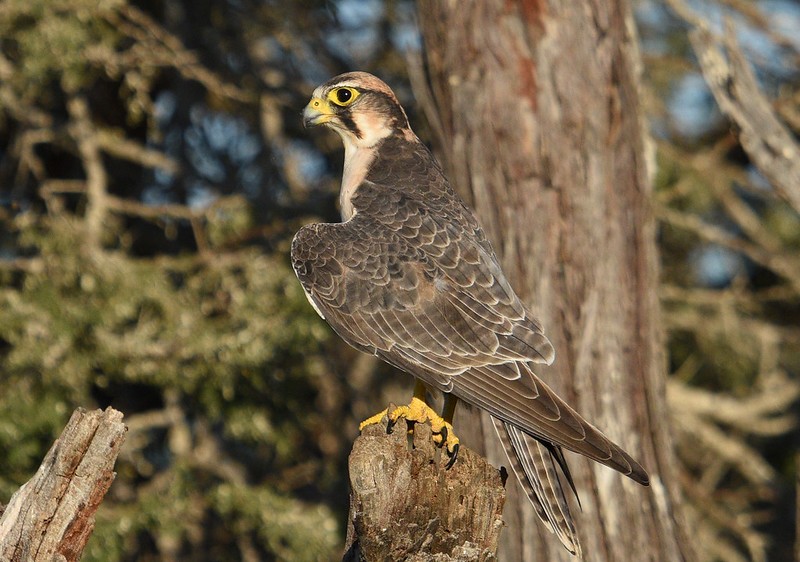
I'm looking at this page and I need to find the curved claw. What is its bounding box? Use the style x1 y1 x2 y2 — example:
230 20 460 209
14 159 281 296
445 443 459 470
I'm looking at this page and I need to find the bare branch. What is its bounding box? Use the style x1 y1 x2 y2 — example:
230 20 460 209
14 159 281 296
671 406 777 485
670 3 800 213
0 53 52 128
96 129 180 175
668 376 799 437
105 195 200 221
107 6 256 104
656 204 800 292
681 474 769 562
67 96 109 250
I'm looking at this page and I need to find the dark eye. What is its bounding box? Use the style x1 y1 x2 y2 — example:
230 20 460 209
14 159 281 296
336 89 352 104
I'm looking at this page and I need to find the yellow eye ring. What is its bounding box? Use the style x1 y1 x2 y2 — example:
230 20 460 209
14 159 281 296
328 87 360 107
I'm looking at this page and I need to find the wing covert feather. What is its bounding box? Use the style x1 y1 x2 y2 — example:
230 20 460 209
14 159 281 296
291 180 648 485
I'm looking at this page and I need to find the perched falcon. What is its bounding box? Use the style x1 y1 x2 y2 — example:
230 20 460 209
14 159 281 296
292 71 649 555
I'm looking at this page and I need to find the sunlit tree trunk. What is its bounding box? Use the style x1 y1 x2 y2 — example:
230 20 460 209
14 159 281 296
416 1 696 560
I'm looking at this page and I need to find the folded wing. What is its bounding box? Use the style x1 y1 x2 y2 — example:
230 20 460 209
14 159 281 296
291 195 649 486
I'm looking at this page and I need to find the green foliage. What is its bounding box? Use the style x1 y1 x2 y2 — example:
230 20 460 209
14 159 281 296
81 470 339 562
3 212 323 399
211 483 339 562
0 0 419 556
0 210 341 560
0 0 125 95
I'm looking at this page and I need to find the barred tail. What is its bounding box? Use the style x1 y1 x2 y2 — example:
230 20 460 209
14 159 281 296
493 417 582 557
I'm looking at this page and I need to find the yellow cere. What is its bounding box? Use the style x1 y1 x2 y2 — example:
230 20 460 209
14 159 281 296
308 97 329 111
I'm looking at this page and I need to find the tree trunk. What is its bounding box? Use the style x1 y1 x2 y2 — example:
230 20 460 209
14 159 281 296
0 407 126 562
415 1 696 560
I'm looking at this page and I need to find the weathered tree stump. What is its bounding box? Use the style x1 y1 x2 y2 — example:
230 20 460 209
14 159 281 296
343 419 506 562
0 407 126 562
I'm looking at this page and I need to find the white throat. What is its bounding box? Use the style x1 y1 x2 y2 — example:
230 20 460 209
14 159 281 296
339 135 376 221
332 110 396 221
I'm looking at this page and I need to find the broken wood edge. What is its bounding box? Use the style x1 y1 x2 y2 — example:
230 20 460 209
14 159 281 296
0 407 127 562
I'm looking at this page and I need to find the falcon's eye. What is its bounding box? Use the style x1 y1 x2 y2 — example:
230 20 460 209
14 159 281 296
328 87 359 107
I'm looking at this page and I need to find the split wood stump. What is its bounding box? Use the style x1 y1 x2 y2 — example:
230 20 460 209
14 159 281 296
343 419 506 561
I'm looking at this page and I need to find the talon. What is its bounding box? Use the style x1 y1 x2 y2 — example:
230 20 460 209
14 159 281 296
358 382 463 465
446 443 460 470
429 417 460 456
437 422 460 466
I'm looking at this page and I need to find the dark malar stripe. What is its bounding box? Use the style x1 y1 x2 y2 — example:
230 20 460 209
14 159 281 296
339 110 362 139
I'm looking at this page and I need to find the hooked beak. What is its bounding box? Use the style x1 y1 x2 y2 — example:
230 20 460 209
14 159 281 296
302 97 335 128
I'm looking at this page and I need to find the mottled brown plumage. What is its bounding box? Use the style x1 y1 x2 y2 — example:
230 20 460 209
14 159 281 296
293 72 649 555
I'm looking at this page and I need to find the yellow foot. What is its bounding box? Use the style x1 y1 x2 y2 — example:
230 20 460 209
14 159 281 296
387 396 460 468
358 383 461 468
358 408 389 431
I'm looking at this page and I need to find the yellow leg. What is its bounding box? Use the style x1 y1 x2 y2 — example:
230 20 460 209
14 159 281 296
359 381 461 468
385 380 429 426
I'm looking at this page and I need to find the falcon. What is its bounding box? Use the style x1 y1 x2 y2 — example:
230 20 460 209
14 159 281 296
292 71 649 555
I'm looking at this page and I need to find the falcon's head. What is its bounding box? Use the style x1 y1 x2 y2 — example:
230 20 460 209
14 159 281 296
302 72 412 149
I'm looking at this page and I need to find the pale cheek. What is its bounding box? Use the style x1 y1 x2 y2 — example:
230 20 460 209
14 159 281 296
352 111 392 147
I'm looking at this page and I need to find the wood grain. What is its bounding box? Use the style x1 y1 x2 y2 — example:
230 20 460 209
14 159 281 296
0 408 126 562
343 421 505 562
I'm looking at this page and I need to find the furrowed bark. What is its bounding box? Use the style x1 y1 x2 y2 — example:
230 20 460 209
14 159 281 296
415 1 696 560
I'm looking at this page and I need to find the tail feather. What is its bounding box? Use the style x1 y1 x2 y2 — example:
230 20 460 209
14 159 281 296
493 417 582 557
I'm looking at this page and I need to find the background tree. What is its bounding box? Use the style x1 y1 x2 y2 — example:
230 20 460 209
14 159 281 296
641 3 800 560
416 1 694 560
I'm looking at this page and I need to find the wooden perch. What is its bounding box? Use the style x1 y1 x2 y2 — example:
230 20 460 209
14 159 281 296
343 419 506 562
0 407 127 562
